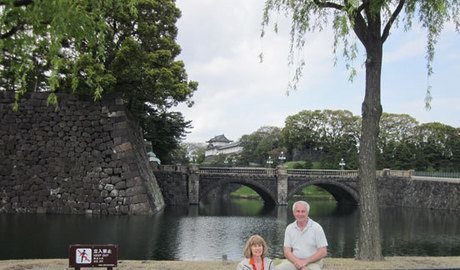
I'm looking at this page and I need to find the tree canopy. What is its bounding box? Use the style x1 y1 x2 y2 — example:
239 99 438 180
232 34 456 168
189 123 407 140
239 126 283 166
233 110 459 171
413 122 460 171
283 109 360 168
0 0 198 161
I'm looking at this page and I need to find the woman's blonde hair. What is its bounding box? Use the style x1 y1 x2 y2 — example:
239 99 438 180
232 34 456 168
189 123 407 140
242 234 268 258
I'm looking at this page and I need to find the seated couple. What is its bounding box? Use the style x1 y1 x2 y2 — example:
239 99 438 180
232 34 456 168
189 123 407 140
236 201 328 270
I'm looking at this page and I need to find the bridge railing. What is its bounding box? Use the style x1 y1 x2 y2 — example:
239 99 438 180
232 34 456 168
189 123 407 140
287 169 358 178
376 170 412 178
155 165 413 178
412 171 460 179
151 164 189 173
198 167 276 175
288 169 412 178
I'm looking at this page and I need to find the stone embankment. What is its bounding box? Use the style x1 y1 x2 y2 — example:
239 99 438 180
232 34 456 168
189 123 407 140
0 92 164 215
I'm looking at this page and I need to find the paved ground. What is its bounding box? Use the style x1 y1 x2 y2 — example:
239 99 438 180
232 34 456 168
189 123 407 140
0 257 459 270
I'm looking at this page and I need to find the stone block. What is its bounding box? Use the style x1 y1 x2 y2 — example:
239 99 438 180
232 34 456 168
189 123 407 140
109 189 118 197
126 176 143 188
104 184 115 191
131 194 149 204
113 122 128 130
113 142 132 153
90 202 100 210
110 176 122 184
108 206 118 215
115 181 126 190
100 190 109 197
129 202 151 215
120 205 129 214
113 167 122 175
126 185 146 196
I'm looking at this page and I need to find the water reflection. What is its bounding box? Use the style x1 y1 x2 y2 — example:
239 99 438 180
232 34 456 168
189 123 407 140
380 207 460 256
0 198 459 260
173 200 288 260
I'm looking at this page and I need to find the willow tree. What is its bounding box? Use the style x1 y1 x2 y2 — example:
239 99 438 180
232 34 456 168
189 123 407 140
0 0 117 106
262 0 459 260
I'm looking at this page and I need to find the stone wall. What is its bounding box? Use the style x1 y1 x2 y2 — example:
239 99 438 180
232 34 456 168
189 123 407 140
0 92 164 215
152 165 189 205
378 177 459 210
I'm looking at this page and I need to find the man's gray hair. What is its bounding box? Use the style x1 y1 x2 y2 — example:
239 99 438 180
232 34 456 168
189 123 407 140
292 200 310 212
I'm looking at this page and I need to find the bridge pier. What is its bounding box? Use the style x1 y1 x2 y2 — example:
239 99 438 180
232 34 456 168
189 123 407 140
277 166 288 205
188 165 200 204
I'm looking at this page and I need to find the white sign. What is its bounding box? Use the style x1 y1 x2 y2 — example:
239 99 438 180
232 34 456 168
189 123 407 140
75 248 92 264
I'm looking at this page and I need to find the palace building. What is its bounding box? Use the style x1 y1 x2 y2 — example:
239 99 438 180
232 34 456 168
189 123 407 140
204 134 243 157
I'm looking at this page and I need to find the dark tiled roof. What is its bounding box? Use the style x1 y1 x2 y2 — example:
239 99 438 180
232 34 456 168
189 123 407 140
218 141 241 150
207 134 232 143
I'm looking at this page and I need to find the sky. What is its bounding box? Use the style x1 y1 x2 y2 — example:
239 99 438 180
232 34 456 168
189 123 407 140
174 1 460 143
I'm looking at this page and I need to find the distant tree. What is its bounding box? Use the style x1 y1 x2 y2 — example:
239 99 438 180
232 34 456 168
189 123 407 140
413 122 460 171
195 150 206 164
282 110 324 160
317 109 360 169
239 126 283 166
282 109 360 169
378 113 418 169
263 0 460 260
142 111 191 163
168 142 189 165
186 145 206 164
204 154 229 167
0 0 197 160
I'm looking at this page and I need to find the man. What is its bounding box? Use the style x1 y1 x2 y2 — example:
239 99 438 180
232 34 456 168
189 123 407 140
277 200 328 270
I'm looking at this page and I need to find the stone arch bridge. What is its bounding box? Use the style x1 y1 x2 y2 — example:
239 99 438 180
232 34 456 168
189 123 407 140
154 165 460 210
153 165 459 210
191 166 368 206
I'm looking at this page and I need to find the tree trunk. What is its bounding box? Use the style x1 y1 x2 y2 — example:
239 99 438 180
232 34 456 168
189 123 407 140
356 39 384 260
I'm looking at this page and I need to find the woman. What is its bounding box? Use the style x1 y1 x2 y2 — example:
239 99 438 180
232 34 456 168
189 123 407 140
236 234 275 270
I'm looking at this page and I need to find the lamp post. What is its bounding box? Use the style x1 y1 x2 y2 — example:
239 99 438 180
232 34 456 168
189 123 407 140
339 158 346 170
190 154 197 164
266 156 273 168
278 151 286 164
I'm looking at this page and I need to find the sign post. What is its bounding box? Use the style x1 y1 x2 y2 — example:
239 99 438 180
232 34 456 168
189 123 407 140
69 244 118 270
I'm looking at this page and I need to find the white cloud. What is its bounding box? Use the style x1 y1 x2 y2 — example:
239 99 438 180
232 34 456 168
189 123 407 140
384 35 425 63
175 0 460 143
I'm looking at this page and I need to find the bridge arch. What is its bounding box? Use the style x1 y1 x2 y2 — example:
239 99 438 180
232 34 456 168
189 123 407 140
199 177 277 206
287 179 359 206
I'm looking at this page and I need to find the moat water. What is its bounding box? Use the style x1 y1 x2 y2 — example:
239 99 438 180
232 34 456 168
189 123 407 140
0 198 459 260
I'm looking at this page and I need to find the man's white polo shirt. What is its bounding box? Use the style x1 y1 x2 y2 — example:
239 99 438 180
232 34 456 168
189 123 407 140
283 218 328 259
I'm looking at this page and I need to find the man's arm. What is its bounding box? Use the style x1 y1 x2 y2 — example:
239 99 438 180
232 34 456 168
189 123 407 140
298 246 328 268
283 246 304 269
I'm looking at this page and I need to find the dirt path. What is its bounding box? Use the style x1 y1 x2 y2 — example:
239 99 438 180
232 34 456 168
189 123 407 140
0 257 459 270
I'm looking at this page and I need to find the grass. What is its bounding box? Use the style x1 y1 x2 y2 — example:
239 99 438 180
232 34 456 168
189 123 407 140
284 161 322 169
230 186 260 199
